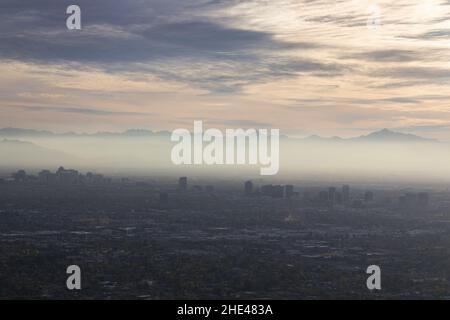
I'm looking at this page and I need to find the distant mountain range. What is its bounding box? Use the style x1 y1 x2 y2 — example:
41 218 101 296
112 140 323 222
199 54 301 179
304 129 438 143
351 128 438 143
0 139 78 167
0 127 438 143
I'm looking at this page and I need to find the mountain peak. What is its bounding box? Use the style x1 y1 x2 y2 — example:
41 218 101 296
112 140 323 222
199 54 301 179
301 129 437 143
371 128 397 135
354 129 437 142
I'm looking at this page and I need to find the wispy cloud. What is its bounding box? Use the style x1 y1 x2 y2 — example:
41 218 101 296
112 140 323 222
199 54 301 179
5 105 151 117
1 0 450 138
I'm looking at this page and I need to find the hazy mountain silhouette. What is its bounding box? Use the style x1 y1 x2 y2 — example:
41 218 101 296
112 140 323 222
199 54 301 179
350 129 438 143
0 129 447 180
0 128 55 137
0 127 437 142
0 139 78 167
303 135 344 142
303 129 438 143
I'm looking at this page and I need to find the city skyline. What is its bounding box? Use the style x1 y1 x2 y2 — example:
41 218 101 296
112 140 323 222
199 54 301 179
0 163 444 300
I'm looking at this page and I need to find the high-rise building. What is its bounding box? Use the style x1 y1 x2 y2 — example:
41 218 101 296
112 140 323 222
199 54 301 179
318 190 329 204
38 170 50 183
261 184 273 197
244 180 253 196
342 185 350 205
261 184 284 198
364 191 374 202
12 170 27 182
335 192 343 205
272 185 285 198
400 193 420 209
417 192 429 208
285 185 294 198
85 172 105 185
328 187 336 203
178 177 188 192
56 167 79 184
159 192 168 204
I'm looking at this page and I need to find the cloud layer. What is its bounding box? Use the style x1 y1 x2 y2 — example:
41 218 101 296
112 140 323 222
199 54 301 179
1 0 450 139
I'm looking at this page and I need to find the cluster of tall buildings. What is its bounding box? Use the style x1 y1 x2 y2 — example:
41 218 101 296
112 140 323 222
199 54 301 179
176 176 214 193
244 181 296 199
315 185 369 207
12 167 109 185
178 177 188 192
243 182 376 206
399 192 429 209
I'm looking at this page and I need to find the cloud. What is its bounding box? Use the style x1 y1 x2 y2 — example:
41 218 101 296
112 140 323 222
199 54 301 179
369 67 450 83
0 20 301 64
287 95 450 107
183 117 272 128
394 124 450 132
404 29 450 40
342 50 421 62
2 0 450 136
0 0 328 93
5 105 150 117
140 21 302 52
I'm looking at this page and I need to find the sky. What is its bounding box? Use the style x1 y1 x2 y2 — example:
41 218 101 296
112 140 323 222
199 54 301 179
1 0 450 139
